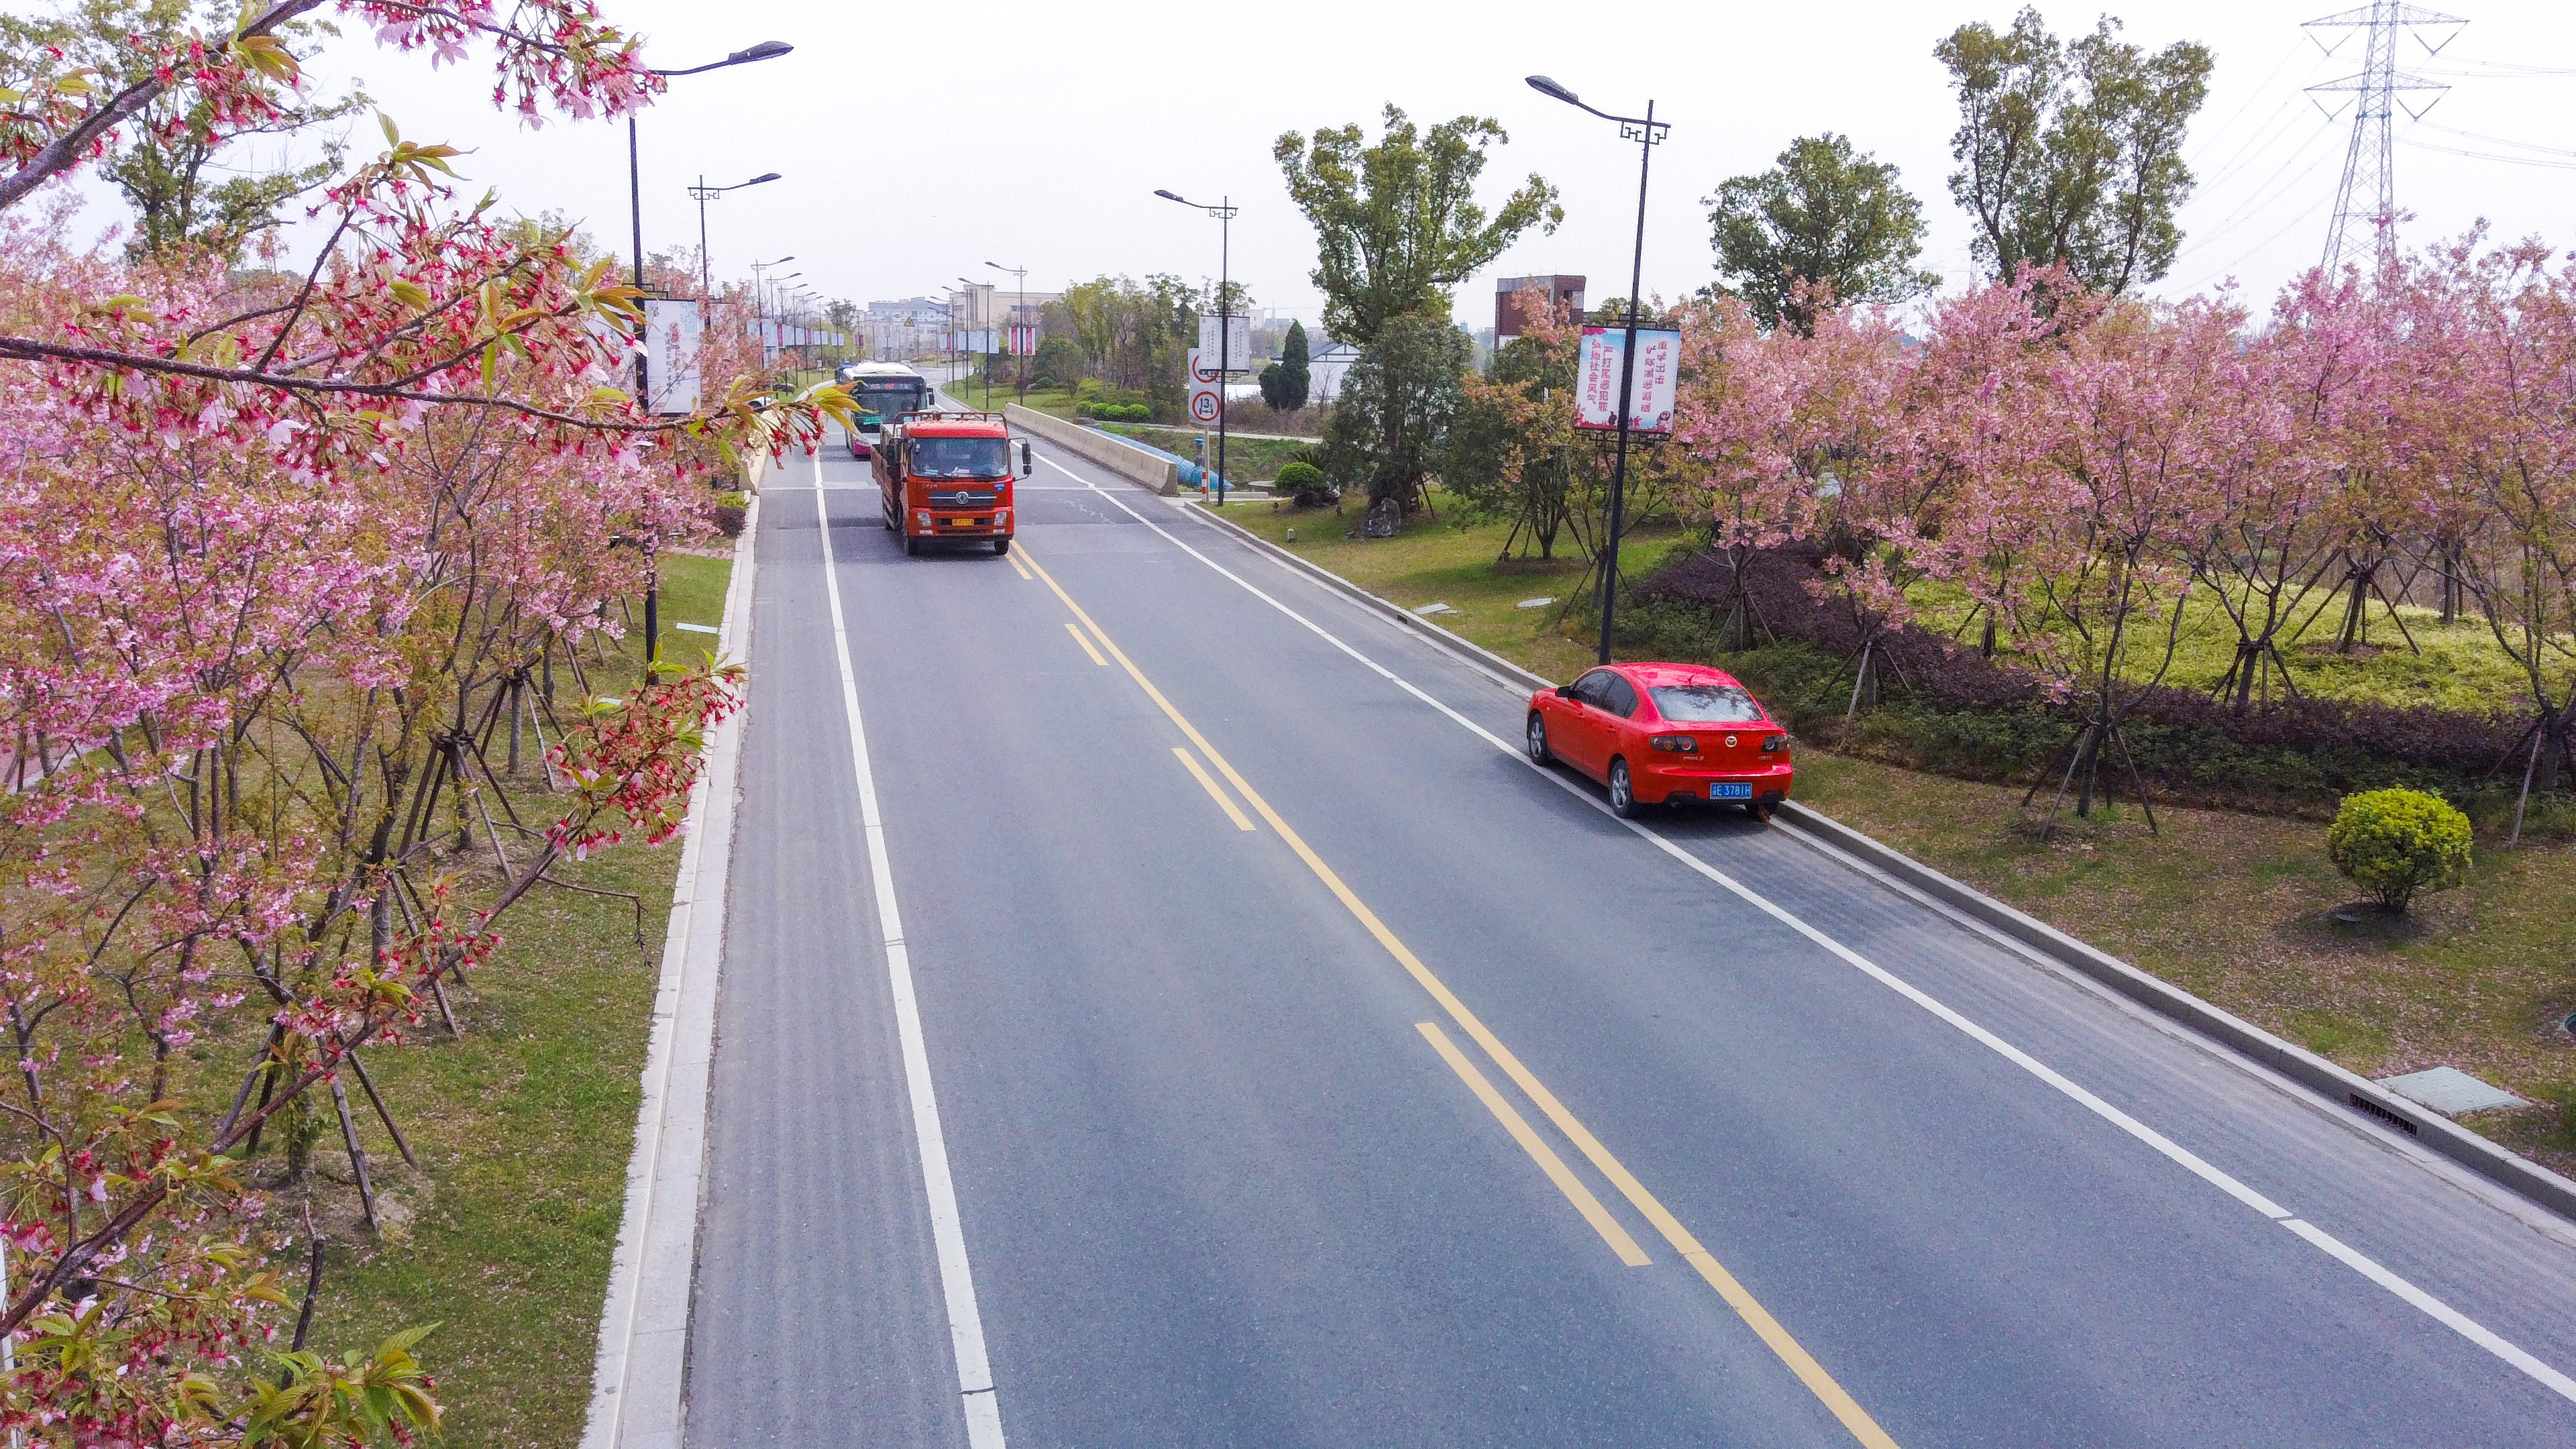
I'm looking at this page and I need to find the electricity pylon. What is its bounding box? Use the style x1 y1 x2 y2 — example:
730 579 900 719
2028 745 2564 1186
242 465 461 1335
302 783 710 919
2304 3 2463 271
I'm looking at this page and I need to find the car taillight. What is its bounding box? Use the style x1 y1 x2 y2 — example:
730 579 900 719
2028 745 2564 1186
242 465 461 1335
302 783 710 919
1762 735 1788 753
1650 734 1698 753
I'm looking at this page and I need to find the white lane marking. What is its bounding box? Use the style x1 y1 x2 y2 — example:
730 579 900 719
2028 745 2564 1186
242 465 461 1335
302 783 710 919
1028 444 2576 1408
812 479 1009 1445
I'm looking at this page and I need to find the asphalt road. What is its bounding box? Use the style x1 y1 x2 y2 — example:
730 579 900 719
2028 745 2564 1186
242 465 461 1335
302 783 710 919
682 417 2576 1446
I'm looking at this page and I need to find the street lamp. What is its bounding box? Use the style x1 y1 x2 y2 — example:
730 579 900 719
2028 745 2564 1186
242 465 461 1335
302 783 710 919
1526 74 1669 666
749 256 794 365
957 276 992 407
1155 189 1238 505
688 171 782 301
627 42 791 380
986 260 1029 404
621 38 790 682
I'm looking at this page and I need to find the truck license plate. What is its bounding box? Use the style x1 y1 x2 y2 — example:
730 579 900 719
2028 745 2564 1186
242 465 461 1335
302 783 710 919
1711 782 1754 800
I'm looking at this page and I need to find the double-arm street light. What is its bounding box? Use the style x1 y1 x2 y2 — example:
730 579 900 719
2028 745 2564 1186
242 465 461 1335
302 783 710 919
690 171 782 301
1525 74 1668 665
986 260 1028 403
624 39 790 680
1155 189 1238 505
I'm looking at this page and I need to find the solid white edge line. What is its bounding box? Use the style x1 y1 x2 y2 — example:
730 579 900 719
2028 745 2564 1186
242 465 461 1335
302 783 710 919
813 469 1008 1443
1030 446 2576 1409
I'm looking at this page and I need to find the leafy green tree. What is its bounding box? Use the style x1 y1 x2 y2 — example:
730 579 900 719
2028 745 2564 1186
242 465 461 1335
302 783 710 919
1032 334 1082 390
1446 333 1575 557
1048 273 1199 407
1274 105 1562 345
0 0 366 263
1937 7 2212 296
1320 311 1472 511
1277 319 1311 411
1707 132 1939 334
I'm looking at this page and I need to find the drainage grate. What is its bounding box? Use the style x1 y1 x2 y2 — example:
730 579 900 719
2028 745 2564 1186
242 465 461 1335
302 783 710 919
2349 1093 2420 1136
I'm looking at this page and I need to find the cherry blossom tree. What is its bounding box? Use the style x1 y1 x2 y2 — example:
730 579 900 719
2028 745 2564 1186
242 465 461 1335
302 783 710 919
0 2 851 1437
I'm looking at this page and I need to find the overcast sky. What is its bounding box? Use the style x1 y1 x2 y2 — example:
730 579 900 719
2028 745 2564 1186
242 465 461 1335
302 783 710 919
57 1 2576 333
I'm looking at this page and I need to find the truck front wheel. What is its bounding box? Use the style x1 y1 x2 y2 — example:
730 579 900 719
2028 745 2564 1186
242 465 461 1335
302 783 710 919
993 537 1012 556
903 535 921 556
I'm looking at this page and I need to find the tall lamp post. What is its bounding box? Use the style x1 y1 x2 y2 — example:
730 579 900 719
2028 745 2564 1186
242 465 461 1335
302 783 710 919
749 255 794 367
957 277 993 407
1155 189 1238 505
986 261 1030 402
623 39 790 682
1526 74 1668 666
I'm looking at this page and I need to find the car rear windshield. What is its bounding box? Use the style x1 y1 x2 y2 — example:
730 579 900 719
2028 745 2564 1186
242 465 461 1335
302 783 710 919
910 436 1010 478
1648 684 1764 723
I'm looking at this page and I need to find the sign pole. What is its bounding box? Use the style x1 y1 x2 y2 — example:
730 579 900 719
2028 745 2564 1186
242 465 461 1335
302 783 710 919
1597 99 1659 667
1216 197 1232 506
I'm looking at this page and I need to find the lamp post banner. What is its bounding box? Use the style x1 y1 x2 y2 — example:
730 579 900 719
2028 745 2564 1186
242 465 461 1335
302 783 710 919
1574 325 1681 435
1197 315 1251 368
643 299 704 415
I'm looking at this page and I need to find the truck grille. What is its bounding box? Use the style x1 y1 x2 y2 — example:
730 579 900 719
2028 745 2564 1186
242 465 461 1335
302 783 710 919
926 489 998 507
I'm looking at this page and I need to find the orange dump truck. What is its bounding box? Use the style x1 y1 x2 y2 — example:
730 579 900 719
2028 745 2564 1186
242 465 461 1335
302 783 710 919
871 410 1030 556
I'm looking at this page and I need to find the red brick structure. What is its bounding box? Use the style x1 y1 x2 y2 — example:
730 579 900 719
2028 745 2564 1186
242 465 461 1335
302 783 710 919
1496 274 1587 342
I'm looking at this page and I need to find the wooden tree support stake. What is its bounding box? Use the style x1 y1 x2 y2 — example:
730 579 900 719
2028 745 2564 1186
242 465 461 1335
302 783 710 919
344 1050 419 1171
330 1075 378 1234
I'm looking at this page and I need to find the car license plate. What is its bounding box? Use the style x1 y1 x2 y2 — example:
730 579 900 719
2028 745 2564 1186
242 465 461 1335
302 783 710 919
1711 782 1754 800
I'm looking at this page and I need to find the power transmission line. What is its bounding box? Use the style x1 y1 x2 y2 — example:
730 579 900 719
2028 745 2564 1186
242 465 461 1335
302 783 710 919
2303 2 2466 270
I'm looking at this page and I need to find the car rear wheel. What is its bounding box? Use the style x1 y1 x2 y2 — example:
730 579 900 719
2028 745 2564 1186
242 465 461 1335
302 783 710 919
1608 758 1640 818
1525 712 1554 765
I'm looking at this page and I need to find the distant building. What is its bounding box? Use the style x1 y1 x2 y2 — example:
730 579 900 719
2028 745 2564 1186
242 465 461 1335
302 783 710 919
1495 274 1586 342
1308 339 1362 404
867 297 944 325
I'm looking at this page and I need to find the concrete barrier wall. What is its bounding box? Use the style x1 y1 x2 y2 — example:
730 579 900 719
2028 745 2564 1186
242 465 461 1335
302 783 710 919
1004 404 1179 495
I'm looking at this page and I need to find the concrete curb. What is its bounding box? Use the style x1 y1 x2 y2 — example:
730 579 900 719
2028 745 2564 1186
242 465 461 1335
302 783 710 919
580 489 759 1448
1177 502 2576 1225
1768 800 2576 1222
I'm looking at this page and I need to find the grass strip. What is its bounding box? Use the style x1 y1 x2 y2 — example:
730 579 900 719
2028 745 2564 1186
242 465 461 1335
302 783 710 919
292 549 732 1444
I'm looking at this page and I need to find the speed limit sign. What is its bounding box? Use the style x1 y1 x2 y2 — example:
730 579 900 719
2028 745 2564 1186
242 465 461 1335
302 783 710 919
1189 384 1223 424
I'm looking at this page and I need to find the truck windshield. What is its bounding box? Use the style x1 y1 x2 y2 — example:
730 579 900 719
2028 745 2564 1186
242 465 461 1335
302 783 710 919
909 437 1010 478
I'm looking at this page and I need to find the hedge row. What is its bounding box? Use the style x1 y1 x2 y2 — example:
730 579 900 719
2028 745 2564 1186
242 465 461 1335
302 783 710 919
1623 545 2545 814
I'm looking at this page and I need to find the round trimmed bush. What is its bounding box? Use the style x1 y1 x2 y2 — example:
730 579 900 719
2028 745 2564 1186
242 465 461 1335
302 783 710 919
2327 787 2472 913
1273 460 1330 503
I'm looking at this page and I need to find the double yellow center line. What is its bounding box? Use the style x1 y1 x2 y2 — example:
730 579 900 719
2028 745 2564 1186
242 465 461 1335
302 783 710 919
1014 540 1898 1449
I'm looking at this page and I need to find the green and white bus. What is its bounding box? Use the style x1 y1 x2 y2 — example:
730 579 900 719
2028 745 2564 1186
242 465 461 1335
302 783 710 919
837 362 931 458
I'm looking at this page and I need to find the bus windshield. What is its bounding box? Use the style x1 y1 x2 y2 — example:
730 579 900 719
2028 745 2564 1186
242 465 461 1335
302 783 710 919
853 380 925 426
908 436 1010 478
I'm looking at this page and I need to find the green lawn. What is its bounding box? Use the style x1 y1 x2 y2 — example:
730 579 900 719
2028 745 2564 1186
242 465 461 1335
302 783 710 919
1108 424 1306 482
287 547 735 1444
1905 574 2554 719
1201 488 1692 685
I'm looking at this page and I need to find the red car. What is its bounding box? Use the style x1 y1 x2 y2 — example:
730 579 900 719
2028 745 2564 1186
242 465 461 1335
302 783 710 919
1526 663 1794 819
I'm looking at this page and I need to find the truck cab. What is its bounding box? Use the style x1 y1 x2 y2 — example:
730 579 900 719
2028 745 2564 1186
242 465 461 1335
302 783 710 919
873 411 1028 555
